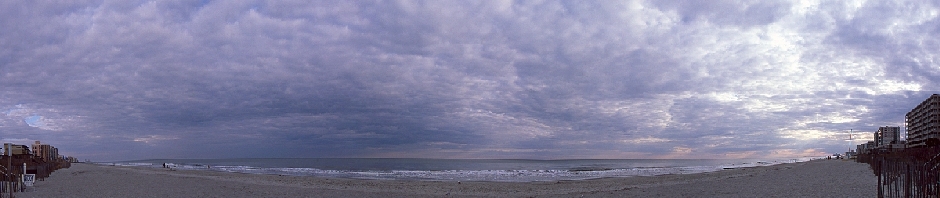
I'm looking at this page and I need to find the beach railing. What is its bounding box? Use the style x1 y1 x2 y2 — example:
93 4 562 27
0 175 25 194
858 147 940 198
0 155 71 197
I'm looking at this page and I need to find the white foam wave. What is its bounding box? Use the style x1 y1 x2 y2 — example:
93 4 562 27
105 157 818 182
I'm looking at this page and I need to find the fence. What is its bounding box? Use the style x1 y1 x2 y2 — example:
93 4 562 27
0 155 72 197
857 147 940 198
0 175 24 194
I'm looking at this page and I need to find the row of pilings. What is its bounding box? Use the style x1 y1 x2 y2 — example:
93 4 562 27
857 147 940 198
0 154 71 195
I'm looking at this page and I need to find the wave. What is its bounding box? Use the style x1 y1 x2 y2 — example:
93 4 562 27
99 157 817 182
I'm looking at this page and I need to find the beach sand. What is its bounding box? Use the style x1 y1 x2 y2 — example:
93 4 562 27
20 159 875 197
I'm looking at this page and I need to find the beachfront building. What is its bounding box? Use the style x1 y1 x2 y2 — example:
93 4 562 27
2 143 30 155
32 141 58 161
857 141 876 154
906 94 940 148
875 126 901 148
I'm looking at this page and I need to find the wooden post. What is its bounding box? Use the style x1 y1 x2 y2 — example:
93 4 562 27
7 145 12 198
878 159 883 198
905 163 910 198
19 163 23 193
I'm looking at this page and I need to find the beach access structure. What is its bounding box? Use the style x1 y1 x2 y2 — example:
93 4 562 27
857 147 940 198
0 149 71 196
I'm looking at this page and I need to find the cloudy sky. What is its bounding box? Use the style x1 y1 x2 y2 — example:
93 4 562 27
2 0 939 161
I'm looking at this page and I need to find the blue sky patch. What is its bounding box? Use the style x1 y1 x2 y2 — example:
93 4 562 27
24 116 43 128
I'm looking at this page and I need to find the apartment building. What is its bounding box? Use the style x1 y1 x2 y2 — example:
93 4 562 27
906 94 940 148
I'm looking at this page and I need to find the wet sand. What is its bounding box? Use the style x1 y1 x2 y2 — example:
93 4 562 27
20 159 875 197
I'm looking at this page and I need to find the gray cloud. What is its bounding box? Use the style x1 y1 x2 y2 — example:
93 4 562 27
1 0 938 161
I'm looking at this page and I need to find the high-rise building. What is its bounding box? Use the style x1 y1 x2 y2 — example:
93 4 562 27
32 141 57 161
875 126 901 147
906 94 940 148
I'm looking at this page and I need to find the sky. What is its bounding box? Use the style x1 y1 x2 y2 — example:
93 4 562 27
2 0 940 161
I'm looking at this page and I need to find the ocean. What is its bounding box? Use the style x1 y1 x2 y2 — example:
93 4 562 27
102 157 817 182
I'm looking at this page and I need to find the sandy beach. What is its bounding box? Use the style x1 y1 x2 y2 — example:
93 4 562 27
20 159 875 197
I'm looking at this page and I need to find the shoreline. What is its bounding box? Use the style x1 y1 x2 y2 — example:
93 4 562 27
94 158 816 182
21 159 875 197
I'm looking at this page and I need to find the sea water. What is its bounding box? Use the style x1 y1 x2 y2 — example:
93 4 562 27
101 157 817 182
